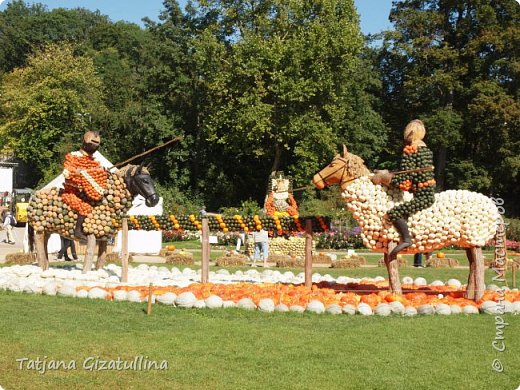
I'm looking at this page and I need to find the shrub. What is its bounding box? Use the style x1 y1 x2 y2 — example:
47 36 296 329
505 218 520 242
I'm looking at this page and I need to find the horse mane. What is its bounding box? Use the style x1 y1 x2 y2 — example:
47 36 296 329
344 152 371 178
116 164 150 177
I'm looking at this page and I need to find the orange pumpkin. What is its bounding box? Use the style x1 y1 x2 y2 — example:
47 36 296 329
436 252 446 259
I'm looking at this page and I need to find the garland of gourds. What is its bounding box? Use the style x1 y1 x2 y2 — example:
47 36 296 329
127 214 330 234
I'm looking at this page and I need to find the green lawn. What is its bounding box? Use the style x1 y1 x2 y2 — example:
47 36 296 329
167 240 500 266
0 292 518 390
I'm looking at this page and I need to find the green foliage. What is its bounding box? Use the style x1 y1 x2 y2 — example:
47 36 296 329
219 199 263 216
377 0 520 215
505 218 520 242
154 182 204 215
187 0 386 193
1 0 518 219
0 43 107 182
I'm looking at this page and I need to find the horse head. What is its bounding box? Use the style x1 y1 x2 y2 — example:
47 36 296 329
313 145 370 192
122 164 160 207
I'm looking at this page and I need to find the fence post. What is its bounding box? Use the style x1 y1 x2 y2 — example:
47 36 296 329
201 218 209 283
305 219 313 288
121 218 129 283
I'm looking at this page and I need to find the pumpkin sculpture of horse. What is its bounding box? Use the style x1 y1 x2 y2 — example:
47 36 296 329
313 145 501 301
28 164 159 272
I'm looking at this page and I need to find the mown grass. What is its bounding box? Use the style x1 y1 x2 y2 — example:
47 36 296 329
167 240 501 265
0 292 518 390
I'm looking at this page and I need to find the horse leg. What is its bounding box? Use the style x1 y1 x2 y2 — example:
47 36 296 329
466 247 485 301
95 240 108 270
82 234 97 273
44 233 50 268
34 232 48 270
384 241 402 295
465 248 475 300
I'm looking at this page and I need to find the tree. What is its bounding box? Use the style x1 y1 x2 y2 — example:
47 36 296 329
376 0 520 215
0 44 107 184
0 1 112 73
188 0 387 196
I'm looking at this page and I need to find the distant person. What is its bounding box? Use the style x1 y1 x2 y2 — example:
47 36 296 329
57 236 78 262
413 251 432 267
252 228 269 266
413 253 423 268
2 211 17 244
199 205 207 218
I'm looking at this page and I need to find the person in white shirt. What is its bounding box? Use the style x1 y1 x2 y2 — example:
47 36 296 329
2 211 16 244
252 228 269 266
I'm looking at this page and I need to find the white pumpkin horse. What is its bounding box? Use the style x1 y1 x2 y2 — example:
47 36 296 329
313 145 501 301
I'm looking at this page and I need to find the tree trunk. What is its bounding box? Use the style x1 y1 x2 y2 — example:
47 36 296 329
435 145 447 190
270 143 282 174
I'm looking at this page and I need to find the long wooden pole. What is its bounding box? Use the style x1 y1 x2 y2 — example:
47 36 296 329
114 136 183 168
304 219 313 288
201 218 209 283
293 166 436 192
121 218 129 283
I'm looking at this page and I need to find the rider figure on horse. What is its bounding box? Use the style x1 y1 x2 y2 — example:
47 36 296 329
61 131 108 241
371 119 436 256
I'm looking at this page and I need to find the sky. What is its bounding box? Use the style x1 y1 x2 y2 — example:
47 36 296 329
0 0 394 35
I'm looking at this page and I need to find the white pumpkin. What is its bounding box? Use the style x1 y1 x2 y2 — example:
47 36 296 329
112 290 128 301
156 292 177 306
375 303 392 316
342 304 356 315
127 290 143 303
222 300 236 308
306 300 325 314
435 303 451 315
357 303 373 316
450 305 462 314
446 279 462 289
205 295 224 309
289 305 305 313
175 292 197 308
275 303 289 312
417 304 434 315
88 287 108 300
193 299 206 309
258 298 275 313
325 304 342 315
463 305 479 314
389 301 405 315
237 298 256 310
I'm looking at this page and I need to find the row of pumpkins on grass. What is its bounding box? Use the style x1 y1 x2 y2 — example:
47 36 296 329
128 214 331 234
